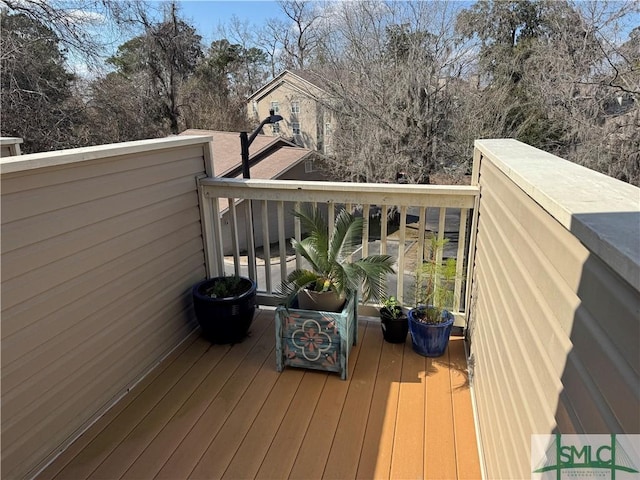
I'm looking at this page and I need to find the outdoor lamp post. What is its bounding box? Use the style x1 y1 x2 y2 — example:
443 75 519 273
239 109 283 281
240 108 283 179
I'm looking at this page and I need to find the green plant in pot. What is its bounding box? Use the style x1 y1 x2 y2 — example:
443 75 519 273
276 205 395 379
281 206 395 312
192 275 257 344
379 296 409 343
408 236 459 357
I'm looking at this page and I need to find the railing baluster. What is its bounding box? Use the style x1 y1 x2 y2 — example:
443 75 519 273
262 200 271 294
362 204 370 259
380 205 388 255
277 201 287 291
417 206 426 268
434 207 447 302
294 201 301 271
211 196 224 277
245 200 257 282
229 198 240 277
328 202 335 239
455 208 468 312
397 205 407 304
415 206 427 305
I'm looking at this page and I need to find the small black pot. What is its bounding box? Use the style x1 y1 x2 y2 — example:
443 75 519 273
380 307 409 343
192 276 257 344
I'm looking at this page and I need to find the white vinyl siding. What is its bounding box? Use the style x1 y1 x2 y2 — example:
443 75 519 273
469 140 640 479
1 137 211 479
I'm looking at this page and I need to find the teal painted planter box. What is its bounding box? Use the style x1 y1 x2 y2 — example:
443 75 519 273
275 294 357 380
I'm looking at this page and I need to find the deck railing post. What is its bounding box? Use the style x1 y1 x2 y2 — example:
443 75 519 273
464 147 482 331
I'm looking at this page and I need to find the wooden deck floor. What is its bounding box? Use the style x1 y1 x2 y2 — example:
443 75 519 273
37 310 481 480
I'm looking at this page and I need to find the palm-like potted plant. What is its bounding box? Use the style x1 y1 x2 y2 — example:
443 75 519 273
379 296 409 343
276 206 395 379
281 206 395 311
408 236 458 357
192 275 257 344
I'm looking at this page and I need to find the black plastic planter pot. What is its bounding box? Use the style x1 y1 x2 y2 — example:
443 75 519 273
192 277 257 344
407 307 454 357
380 307 409 343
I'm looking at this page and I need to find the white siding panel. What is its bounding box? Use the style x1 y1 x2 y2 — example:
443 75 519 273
469 142 640 479
1 138 210 479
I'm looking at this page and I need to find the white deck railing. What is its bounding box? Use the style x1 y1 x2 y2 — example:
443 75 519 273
198 177 479 323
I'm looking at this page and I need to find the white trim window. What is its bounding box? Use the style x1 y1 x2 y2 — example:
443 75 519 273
292 122 301 135
304 159 314 173
270 101 279 114
291 101 300 114
272 123 280 134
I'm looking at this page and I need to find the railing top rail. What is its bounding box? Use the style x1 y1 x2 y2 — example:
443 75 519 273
200 177 479 208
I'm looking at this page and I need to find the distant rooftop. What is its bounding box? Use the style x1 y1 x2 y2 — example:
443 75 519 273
179 130 313 179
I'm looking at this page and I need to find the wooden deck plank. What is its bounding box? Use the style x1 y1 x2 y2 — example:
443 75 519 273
219 369 307 479
425 348 457 480
356 340 405 480
119 312 272 480
390 341 426 479
188 349 291 479
323 322 383 479
36 314 481 480
87 338 231 480
153 312 275 480
449 338 483 480
50 335 210 480
287 320 368 480
37 333 200 480
253 372 327 480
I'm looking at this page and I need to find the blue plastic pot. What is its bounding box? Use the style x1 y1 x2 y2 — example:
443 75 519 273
407 307 454 357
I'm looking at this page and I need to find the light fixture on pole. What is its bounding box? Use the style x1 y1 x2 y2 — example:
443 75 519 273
240 109 283 179
239 109 283 282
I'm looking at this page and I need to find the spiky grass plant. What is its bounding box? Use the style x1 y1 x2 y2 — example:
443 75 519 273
282 206 395 306
414 236 458 323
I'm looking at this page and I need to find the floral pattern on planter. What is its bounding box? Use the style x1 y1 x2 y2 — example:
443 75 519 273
291 319 332 361
275 294 357 380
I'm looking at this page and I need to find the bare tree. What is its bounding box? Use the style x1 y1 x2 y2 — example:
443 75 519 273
258 0 324 73
1 11 84 152
0 0 144 70
457 0 639 185
106 1 203 134
312 1 474 183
